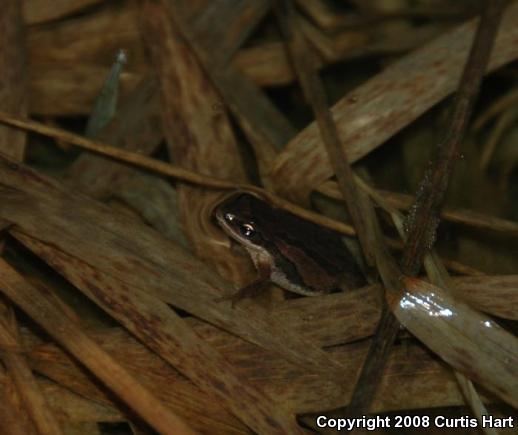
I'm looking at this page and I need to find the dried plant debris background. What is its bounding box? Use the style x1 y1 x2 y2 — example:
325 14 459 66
0 0 517 434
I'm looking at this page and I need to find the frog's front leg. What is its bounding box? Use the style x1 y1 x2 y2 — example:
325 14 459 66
216 261 271 307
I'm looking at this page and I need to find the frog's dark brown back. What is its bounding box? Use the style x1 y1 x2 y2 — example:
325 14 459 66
243 194 366 289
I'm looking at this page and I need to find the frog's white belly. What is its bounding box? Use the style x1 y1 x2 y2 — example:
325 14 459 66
247 247 323 296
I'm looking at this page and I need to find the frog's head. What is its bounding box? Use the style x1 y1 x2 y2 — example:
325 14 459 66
214 193 267 250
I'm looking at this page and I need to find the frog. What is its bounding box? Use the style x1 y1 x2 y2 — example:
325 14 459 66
214 193 365 304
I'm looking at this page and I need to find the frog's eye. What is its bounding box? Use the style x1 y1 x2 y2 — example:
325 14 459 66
239 223 256 238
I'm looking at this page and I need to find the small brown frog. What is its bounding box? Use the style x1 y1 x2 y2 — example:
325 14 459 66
215 193 365 303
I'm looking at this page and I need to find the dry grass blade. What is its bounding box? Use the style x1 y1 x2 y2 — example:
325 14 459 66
0 111 234 189
139 0 253 283
275 0 376 265
32 379 123 427
0 0 26 161
0 310 63 435
454 371 499 435
0 258 197 435
151 0 295 155
182 0 270 65
0 371 35 435
391 277 518 408
319 181 518 236
24 325 249 434
0 4 56 432
273 285 381 347
13 233 307 434
270 2 518 203
451 275 518 320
